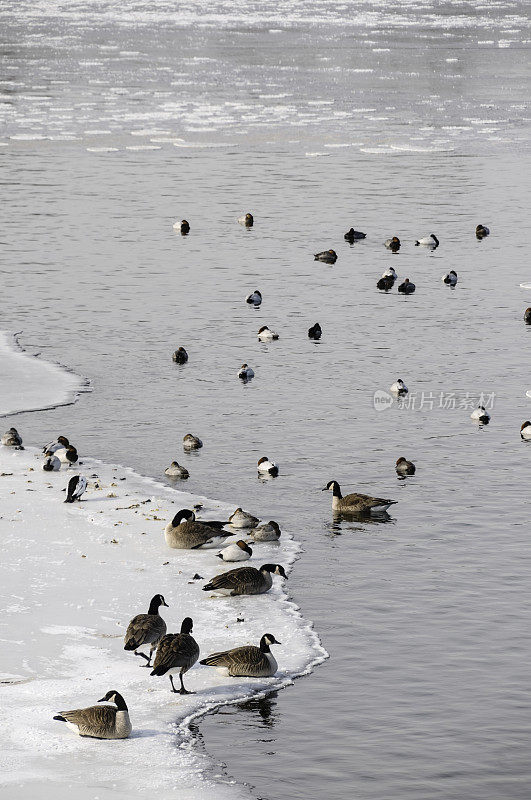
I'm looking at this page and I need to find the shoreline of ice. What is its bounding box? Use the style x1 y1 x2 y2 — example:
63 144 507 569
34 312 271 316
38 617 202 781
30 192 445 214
0 331 89 418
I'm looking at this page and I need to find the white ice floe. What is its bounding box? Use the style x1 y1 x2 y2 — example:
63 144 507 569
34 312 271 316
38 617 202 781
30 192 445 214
0 445 326 798
0 332 87 417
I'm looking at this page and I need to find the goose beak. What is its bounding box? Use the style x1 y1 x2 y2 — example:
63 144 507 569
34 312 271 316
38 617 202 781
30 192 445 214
321 487 328 491
163 601 169 607
97 696 107 703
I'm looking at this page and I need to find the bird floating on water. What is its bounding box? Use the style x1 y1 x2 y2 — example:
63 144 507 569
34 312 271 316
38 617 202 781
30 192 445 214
314 249 337 264
172 347 188 363
322 480 397 514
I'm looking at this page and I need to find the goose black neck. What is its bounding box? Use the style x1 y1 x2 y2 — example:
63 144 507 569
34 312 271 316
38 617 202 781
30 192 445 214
332 482 342 498
113 692 128 711
148 596 162 615
260 564 277 573
259 636 271 653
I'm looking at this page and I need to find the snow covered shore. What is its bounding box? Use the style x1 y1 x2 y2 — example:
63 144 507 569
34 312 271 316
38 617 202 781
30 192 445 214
0 443 326 798
0 331 88 417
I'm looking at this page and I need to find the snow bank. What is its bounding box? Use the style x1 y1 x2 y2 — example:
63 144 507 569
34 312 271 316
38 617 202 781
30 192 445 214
0 445 326 798
0 332 88 417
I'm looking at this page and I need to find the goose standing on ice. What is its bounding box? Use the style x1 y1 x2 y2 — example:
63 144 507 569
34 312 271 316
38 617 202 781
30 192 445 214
322 480 397 514
258 457 278 477
228 507 259 528
203 563 287 596
172 347 188 363
521 421 531 440
64 475 87 503
183 433 202 450
476 224 490 239
390 378 408 396
398 278 415 294
308 322 322 339
124 594 169 667
217 540 253 562
395 457 416 476
238 363 255 380
164 461 189 479
384 236 400 252
200 633 281 677
150 617 199 694
1 428 23 448
443 271 458 286
238 213 254 227
53 691 132 739
164 509 233 550
471 406 490 425
415 233 439 248
314 249 337 264
252 520 281 541
258 326 279 341
246 290 262 306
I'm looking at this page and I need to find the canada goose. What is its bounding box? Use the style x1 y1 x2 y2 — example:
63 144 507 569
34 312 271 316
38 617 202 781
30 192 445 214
164 461 189 479
217 540 253 562
150 617 199 694
257 457 278 477
314 249 337 264
228 507 259 528
476 224 490 239
1 428 23 448
252 520 281 541
65 475 87 503
443 270 458 286
203 563 287 596
377 275 395 291
183 434 202 450
322 480 397 514
172 347 188 363
238 213 254 227
200 633 280 677
415 234 439 248
524 308 531 324
43 436 69 454
246 290 262 306
398 278 415 294
258 326 279 341
124 594 168 667
521 421 531 440
395 457 416 476
471 406 490 424
390 379 408 396
384 236 400 252
53 691 132 739
238 363 255 380
382 267 397 279
164 509 234 550
344 228 366 242
308 322 322 340
43 455 61 471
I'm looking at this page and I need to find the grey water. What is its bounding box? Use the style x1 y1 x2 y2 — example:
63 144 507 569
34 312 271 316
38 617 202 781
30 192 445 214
1 1 531 798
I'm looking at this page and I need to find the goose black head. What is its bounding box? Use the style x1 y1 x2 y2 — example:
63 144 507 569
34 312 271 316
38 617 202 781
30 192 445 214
260 633 281 649
181 617 194 634
171 508 195 526
98 690 127 709
149 594 169 612
322 480 340 494
260 564 287 579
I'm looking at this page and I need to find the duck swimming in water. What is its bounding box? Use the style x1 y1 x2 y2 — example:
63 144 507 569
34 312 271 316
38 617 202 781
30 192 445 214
521 421 531 440
390 378 408 396
524 308 531 324
384 236 400 252
238 363 255 380
183 434 202 450
314 249 337 264
415 233 439 248
308 322 322 339
238 213 254 227
344 228 366 242
164 461 189 479
398 278 415 294
377 275 395 291
443 270 458 286
258 457 278 477
258 326 279 341
173 219 190 235
172 347 188 363
476 224 490 239
246 289 262 306
471 406 490 425
395 457 416 476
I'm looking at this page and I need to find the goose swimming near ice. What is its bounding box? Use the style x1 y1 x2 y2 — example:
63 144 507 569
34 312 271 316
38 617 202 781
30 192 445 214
395 457 416 476
173 219 190 235
65 475 87 503
398 278 415 294
257 457 278 477
203 563 287 596
43 436 69 454
164 461 189 479
322 480 397 514
53 691 132 739
183 433 202 450
172 347 188 363
344 228 366 242
415 233 439 248
476 224 490 239
228 507 259 528
238 363 255 380
164 509 233 550
314 249 337 264
43 455 61 472
390 378 408 396
124 594 168 667
443 270 458 286
217 540 253 562
200 633 281 677
258 325 279 341
238 213 254 227
471 406 490 425
246 290 262 306
150 617 199 694
252 520 281 541
521 421 531 440
384 236 400 252
308 322 322 339
1 427 23 448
